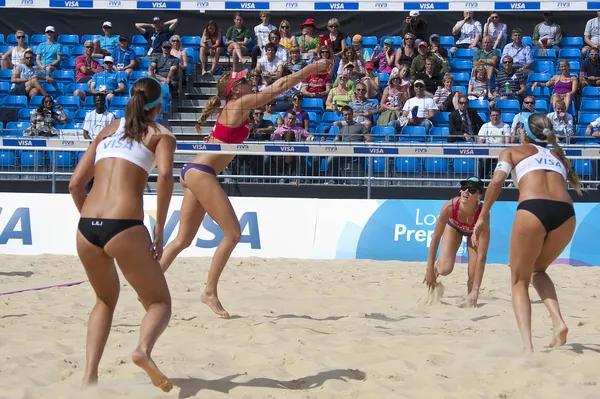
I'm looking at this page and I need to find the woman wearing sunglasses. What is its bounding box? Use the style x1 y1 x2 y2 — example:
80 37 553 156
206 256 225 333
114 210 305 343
473 113 582 354
423 176 490 308
158 57 334 318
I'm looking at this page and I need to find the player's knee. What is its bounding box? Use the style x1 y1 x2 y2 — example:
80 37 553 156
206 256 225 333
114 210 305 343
436 261 454 276
225 224 242 245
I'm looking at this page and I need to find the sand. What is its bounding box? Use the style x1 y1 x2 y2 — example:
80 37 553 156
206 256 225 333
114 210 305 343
1 255 600 399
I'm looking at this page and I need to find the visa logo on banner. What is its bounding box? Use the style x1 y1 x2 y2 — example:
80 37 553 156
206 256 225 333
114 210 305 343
49 0 93 6
314 1 359 9
136 1 181 8
224 1 270 8
0 208 32 245
494 1 540 9
147 210 261 249
404 1 449 9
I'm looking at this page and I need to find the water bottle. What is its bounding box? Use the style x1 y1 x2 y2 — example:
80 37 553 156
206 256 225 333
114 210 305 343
504 82 510 93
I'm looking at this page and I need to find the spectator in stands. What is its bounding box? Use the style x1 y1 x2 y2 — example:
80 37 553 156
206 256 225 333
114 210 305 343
111 36 137 79
273 110 313 141
579 47 600 87
274 71 300 111
477 108 510 178
502 28 532 71
583 11 600 58
343 82 379 130
170 35 188 81
510 95 536 140
249 68 266 92
73 41 102 101
449 95 484 143
482 12 507 50
93 21 120 57
268 29 289 64
135 16 178 56
225 12 250 72
532 12 562 53
339 63 361 87
24 95 68 137
251 11 276 70
372 38 395 74
326 72 354 111
338 47 364 77
10 49 54 97
585 114 600 137
256 42 284 84
428 34 450 63
394 33 416 69
238 107 273 175
414 58 442 97
468 65 490 100
410 41 442 81
378 69 405 127
89 56 126 103
531 59 578 111
1 30 31 70
547 99 574 143
395 79 436 133
473 35 500 80
299 18 320 55
82 93 115 140
284 46 306 76
451 11 482 56
322 18 347 58
351 35 370 64
492 55 527 101
433 73 460 112
361 62 380 98
278 19 297 50
149 41 179 92
276 93 309 130
200 20 223 77
36 25 62 74
395 64 412 94
401 11 428 42
301 51 333 99
263 101 278 124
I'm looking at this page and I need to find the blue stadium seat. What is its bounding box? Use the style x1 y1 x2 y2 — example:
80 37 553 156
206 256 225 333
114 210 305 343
429 127 449 142
0 70 13 82
29 96 44 108
496 99 520 114
528 86 551 101
453 158 476 175
42 82 64 97
532 48 556 60
74 109 88 123
527 73 552 84
371 157 389 173
71 45 85 57
452 85 467 95
80 35 101 44
53 151 76 168
109 96 129 111
60 45 73 57
566 60 580 75
362 36 378 50
580 100 600 113
379 36 402 48
129 71 148 82
572 159 595 179
453 72 470 86
5 121 29 136
0 45 10 56
451 59 473 73
18 108 34 121
132 46 147 58
181 36 201 49
58 34 79 47
522 36 533 47
325 125 339 141
321 111 343 125
559 48 581 62
29 34 46 46
399 126 426 142
574 127 591 144
57 95 80 111
395 157 421 173
307 111 319 128
560 37 584 49
534 99 549 113
83 96 97 110
0 150 16 168
578 113 600 125
501 112 516 125
439 36 455 48
131 35 149 47
0 34 4 45
52 70 75 84
432 112 450 127
0 81 9 96
370 126 395 142
454 48 476 60
424 158 448 174
469 99 490 112
138 58 153 70
301 98 325 114
532 60 554 74
3 95 28 109
20 151 46 168
62 57 77 70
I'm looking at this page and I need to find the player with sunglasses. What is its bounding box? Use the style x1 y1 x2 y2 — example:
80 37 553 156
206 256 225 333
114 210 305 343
158 57 334 318
424 176 490 307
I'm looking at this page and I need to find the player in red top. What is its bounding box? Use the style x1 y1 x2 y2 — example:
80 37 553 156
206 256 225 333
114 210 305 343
159 58 334 318
423 177 490 307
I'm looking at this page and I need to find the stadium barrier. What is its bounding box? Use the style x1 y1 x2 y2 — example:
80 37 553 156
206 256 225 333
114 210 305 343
0 0 586 11
0 192 598 266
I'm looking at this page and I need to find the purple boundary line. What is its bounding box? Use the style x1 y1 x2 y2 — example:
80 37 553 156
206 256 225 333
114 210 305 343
0 280 88 296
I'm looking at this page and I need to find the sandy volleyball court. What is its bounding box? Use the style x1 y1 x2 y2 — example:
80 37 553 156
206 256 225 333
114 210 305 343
1 255 599 399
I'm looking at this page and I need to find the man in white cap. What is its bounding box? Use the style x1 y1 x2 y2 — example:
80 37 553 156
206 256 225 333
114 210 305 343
89 56 126 102
93 21 120 57
135 16 179 56
36 25 62 74
401 11 428 42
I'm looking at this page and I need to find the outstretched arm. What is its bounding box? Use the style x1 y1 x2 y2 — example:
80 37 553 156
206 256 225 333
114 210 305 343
424 200 452 288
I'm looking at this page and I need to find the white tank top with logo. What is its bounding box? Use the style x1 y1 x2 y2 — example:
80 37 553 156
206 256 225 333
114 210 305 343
511 144 567 186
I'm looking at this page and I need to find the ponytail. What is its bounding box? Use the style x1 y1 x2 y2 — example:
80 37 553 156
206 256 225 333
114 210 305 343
547 130 583 195
197 95 222 125
124 78 162 143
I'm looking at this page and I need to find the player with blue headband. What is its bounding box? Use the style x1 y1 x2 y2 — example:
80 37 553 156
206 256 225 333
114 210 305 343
472 112 582 354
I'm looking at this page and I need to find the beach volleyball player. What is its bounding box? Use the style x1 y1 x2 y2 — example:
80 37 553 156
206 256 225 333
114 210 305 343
423 177 490 307
158 57 334 317
473 112 582 354
69 78 176 391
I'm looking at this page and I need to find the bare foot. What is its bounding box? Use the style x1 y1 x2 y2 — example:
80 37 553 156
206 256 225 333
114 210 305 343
550 324 568 348
521 347 534 355
201 292 230 318
131 348 173 392
81 373 98 390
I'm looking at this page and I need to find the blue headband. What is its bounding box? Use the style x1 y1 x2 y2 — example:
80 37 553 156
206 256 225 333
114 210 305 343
518 112 548 144
130 77 168 111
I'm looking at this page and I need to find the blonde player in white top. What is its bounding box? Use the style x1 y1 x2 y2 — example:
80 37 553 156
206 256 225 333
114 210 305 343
473 112 582 354
69 77 176 391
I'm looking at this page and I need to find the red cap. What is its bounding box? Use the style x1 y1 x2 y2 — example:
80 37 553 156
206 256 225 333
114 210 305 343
301 18 317 28
223 69 249 97
365 62 375 70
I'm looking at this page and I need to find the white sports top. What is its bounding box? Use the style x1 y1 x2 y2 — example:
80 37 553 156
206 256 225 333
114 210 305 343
511 144 568 186
95 118 172 173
